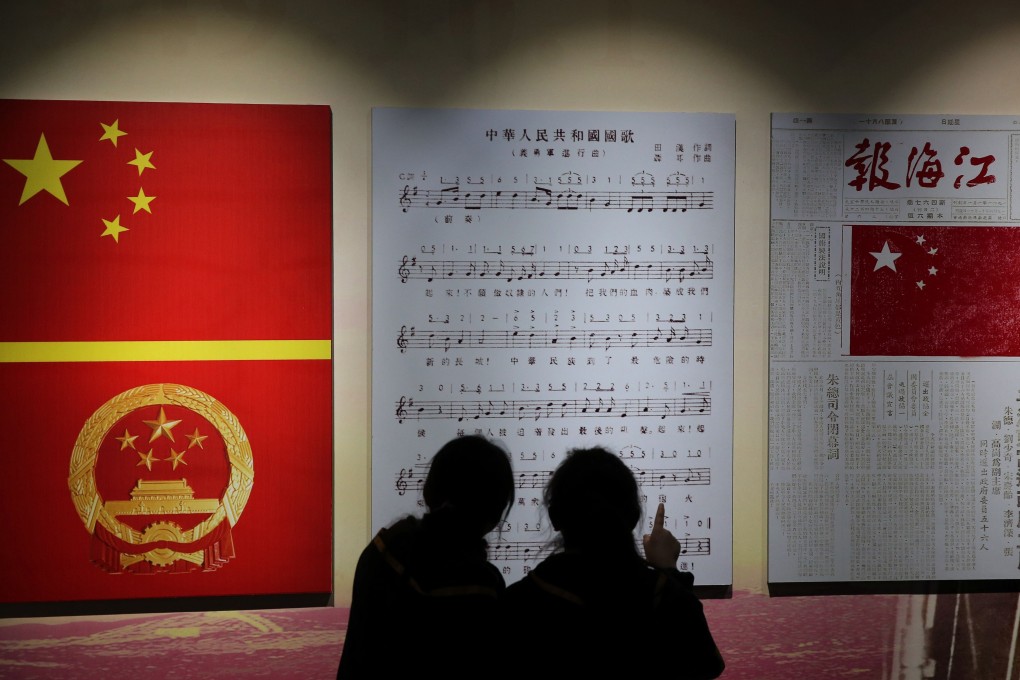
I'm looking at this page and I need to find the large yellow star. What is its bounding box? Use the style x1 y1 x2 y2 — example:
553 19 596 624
3 134 82 205
128 148 155 175
101 215 128 243
99 119 127 147
142 406 182 443
128 187 155 214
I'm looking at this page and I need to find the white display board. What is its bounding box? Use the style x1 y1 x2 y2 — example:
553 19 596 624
769 113 1020 583
373 108 734 586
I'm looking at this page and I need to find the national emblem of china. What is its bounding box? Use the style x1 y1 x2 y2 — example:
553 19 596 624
69 384 254 573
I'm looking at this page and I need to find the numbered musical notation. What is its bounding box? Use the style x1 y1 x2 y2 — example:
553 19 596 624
394 394 711 423
486 537 711 561
399 184 713 213
397 255 712 284
396 324 711 353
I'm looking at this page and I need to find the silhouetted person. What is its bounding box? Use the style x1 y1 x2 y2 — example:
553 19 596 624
503 446 724 678
337 435 514 679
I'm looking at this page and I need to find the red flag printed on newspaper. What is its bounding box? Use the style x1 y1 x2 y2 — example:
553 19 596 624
849 225 1020 357
0 100 332 605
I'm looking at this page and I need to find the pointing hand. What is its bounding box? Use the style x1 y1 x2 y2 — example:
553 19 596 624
642 502 682 569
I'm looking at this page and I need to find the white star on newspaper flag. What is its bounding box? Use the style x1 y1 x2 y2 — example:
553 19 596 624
870 241 902 272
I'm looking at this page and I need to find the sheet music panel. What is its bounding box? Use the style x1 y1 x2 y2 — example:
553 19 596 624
372 108 734 586
769 113 1020 583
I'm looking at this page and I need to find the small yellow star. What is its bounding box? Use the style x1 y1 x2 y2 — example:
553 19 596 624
143 406 182 443
101 215 128 243
115 429 138 451
3 134 82 205
137 449 157 471
186 428 208 450
128 148 155 175
128 187 155 214
165 448 188 470
99 120 127 147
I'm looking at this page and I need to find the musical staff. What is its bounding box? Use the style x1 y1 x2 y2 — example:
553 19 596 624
396 325 711 353
397 255 712 284
394 394 711 423
395 465 711 495
507 466 711 490
487 541 552 561
394 466 427 496
678 536 712 557
399 184 713 213
630 466 712 487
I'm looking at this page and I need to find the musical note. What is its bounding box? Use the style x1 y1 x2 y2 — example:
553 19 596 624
517 470 551 489
676 537 711 556
487 540 551 561
628 195 654 212
629 465 711 487
434 184 460 207
664 194 690 212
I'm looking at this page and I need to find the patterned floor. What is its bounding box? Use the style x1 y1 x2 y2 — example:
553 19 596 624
0 590 952 679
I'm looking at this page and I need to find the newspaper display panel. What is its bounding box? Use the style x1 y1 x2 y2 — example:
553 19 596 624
769 113 1020 583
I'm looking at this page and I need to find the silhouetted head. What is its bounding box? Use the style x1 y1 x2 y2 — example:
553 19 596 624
422 435 514 536
545 447 641 552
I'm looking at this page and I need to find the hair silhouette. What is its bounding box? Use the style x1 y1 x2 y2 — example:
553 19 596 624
545 446 642 552
423 434 514 535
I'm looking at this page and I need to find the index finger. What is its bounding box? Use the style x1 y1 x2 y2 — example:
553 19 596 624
653 502 665 531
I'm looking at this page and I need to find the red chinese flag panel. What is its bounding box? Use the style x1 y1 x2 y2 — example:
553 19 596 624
850 225 1020 357
0 100 332 605
0 99 331 341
